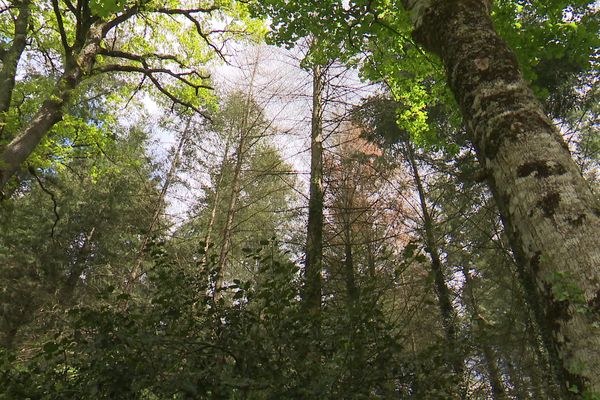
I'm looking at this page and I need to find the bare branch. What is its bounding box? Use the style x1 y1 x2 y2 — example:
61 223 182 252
95 63 211 119
154 6 220 15
152 7 226 60
145 72 211 120
123 74 146 110
99 48 208 76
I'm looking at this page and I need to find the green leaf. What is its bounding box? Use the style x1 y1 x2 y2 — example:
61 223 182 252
88 0 126 18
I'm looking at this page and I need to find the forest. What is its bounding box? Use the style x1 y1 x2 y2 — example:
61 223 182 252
0 0 599 398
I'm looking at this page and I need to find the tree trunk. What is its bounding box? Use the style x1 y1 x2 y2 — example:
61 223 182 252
506 360 530 399
461 267 508 400
0 0 30 124
127 117 192 290
215 122 246 297
402 0 600 395
304 63 325 312
214 56 261 298
0 24 103 193
405 141 465 394
343 220 358 305
202 140 231 264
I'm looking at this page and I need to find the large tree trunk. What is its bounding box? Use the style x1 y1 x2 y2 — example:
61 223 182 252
304 63 325 312
0 0 30 123
404 141 465 396
0 78 73 191
402 0 600 395
0 24 103 193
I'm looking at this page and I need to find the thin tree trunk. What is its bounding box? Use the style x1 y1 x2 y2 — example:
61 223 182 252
343 221 358 305
366 239 375 279
0 24 103 192
0 0 30 124
201 140 230 263
461 267 508 400
339 169 359 305
127 117 193 290
340 192 365 390
525 316 561 399
214 56 260 298
506 360 530 399
402 1 600 395
404 141 465 394
215 123 246 296
304 63 325 312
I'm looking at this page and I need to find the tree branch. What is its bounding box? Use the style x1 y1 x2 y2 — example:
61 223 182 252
63 0 77 14
98 48 205 74
96 64 212 91
29 167 60 238
102 5 139 35
51 0 71 56
153 7 226 60
95 63 211 119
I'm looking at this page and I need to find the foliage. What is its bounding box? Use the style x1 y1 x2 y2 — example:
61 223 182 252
1 0 599 399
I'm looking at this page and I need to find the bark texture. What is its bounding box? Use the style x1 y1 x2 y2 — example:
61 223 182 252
304 64 325 312
403 0 600 395
0 0 30 122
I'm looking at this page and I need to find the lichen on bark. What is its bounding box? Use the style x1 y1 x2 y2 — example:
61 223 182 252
402 0 600 395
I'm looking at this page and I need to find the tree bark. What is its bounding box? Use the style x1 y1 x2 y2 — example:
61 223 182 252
402 0 600 395
304 63 325 312
0 0 30 124
0 24 104 193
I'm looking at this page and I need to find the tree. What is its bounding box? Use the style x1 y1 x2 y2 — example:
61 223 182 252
253 0 600 394
401 1 600 395
0 0 258 192
0 123 161 349
304 61 325 313
172 88 299 299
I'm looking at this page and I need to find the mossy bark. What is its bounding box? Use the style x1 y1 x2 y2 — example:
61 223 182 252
402 0 600 395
